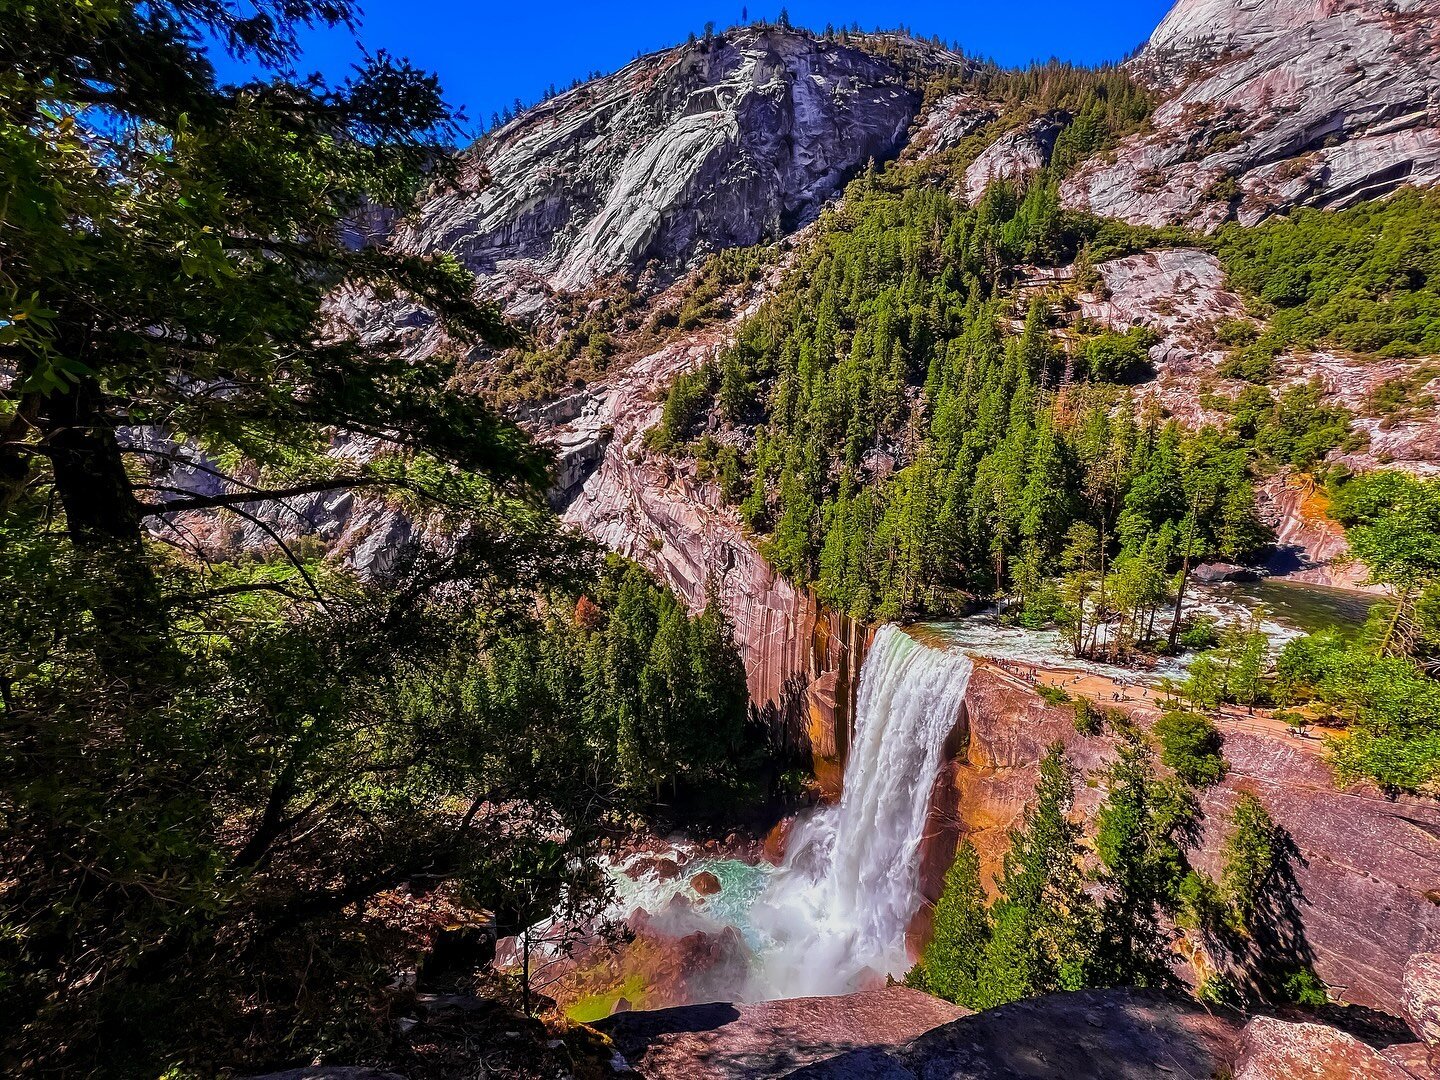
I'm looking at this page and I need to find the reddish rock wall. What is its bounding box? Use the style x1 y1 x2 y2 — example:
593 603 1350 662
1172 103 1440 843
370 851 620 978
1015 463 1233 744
918 664 1440 1017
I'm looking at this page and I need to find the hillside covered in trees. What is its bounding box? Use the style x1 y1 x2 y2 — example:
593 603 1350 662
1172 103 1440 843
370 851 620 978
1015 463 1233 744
5 0 1440 1076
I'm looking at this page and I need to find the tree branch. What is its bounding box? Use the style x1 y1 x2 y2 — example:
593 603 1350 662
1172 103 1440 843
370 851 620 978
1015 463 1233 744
138 476 391 516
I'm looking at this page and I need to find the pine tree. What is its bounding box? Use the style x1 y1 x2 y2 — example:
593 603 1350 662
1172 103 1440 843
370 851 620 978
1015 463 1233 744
983 743 1097 1003
920 840 992 1006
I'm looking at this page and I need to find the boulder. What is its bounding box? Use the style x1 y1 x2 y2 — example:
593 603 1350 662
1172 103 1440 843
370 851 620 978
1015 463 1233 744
797 988 1241 1079
594 986 964 1079
1403 952 1440 1050
1233 1015 1413 1079
691 871 722 896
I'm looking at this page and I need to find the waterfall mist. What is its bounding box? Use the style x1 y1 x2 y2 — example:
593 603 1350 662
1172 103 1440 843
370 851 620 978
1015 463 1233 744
746 624 974 999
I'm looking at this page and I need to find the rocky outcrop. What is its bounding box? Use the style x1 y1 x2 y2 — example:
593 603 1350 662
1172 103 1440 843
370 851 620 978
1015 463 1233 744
962 114 1066 203
905 92 998 159
1258 471 1375 588
795 988 1244 1079
394 28 929 311
1277 351 1440 478
926 664 1440 1017
1079 246 1440 481
1233 1015 1419 1080
1078 246 1248 425
594 985 965 1079
1063 0 1440 229
1403 953 1440 1059
553 293 868 765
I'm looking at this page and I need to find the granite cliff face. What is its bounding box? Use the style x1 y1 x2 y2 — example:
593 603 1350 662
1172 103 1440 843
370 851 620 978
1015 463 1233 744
1063 0 1440 229
549 282 868 764
394 28 931 312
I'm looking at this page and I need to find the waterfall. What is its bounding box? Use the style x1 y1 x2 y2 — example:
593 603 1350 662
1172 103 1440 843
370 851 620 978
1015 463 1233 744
748 624 974 999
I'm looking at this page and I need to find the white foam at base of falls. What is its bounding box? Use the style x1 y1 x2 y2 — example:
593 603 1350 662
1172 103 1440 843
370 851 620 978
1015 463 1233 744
746 623 974 999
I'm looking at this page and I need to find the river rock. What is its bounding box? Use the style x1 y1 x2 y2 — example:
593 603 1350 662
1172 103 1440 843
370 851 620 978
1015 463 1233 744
691 871 722 896
630 855 682 881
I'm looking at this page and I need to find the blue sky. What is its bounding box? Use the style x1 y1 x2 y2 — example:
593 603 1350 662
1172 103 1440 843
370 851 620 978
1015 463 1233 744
209 1 1175 141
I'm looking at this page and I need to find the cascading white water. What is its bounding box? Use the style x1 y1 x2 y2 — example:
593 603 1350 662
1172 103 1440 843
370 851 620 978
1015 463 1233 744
747 624 974 999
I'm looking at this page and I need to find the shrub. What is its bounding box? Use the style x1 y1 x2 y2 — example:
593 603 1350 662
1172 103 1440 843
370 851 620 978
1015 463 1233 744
1213 317 1257 346
1073 697 1103 736
1155 710 1226 786
1037 683 1072 706
1282 966 1328 1006
1178 616 1219 651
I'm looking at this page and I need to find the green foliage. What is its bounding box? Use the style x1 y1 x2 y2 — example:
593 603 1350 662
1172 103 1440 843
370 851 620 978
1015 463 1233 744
1154 710 1227 787
649 366 715 449
1278 633 1440 792
670 130 1247 623
0 6 759 1073
1079 327 1159 383
1091 728 1201 989
576 561 754 805
1180 617 1270 712
1270 473 1440 792
917 841 992 1006
1037 683 1072 706
1225 382 1358 470
1195 973 1244 1007
1221 794 1289 929
916 744 1099 1008
1073 697 1103 736
1217 188 1440 360
976 743 1098 1005
1178 615 1219 651
1282 966 1329 1006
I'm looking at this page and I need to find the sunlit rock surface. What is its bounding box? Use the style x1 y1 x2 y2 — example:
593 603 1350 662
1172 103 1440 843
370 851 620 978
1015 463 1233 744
1233 1015 1418 1080
394 28 931 310
552 284 868 752
961 114 1065 203
594 985 965 1079
933 664 1440 1017
1063 0 1440 229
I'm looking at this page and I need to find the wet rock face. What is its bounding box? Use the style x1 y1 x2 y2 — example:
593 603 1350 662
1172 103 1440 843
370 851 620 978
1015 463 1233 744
396 28 923 308
1063 0 1440 229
